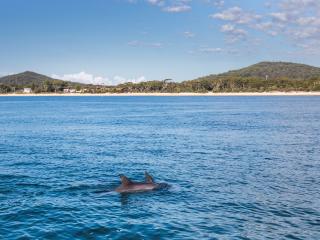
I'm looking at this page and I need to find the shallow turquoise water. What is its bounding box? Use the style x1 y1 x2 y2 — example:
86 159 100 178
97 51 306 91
0 96 319 239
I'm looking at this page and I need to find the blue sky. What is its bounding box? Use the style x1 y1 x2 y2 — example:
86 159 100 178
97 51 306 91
1 0 320 85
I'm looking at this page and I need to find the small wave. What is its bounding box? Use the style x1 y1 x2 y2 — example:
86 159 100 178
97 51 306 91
270 209 295 218
15 183 49 189
73 225 118 238
9 161 42 167
0 174 30 180
0 188 14 194
64 183 115 193
192 151 209 155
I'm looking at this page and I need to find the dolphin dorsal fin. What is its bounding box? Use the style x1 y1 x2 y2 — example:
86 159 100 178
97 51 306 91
145 172 154 183
120 174 132 186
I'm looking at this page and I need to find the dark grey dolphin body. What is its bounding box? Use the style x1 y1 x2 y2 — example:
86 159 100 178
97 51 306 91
115 172 163 193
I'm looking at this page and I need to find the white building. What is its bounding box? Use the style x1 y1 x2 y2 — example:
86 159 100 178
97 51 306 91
63 88 76 93
23 88 32 93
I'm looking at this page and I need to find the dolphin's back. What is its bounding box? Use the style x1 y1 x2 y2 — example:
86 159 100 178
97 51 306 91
115 173 160 193
115 182 158 193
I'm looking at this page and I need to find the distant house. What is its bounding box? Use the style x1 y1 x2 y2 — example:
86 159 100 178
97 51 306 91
23 88 32 94
63 88 76 93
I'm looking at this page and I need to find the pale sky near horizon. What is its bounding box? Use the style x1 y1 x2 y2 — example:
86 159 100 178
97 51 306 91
1 0 320 85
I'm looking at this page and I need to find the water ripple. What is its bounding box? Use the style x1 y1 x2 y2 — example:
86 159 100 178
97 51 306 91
0 96 319 239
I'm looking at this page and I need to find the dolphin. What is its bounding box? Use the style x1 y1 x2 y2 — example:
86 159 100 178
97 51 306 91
115 172 163 193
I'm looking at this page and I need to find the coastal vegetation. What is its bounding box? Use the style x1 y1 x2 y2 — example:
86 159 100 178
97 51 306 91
1 62 320 93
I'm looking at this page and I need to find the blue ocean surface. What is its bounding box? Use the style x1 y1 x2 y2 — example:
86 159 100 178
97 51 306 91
0 96 319 239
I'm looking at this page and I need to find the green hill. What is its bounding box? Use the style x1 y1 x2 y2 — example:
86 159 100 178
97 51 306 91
0 71 89 93
182 62 320 92
0 71 59 86
217 62 320 80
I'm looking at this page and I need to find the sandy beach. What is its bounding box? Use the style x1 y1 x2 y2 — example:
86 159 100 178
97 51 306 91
0 92 320 97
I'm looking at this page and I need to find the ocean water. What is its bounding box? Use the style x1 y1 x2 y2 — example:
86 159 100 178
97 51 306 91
0 96 319 240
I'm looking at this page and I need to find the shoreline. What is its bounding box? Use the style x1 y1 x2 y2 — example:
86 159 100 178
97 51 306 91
0 91 320 97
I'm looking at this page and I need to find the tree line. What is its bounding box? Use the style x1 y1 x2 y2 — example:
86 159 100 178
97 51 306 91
1 76 320 94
